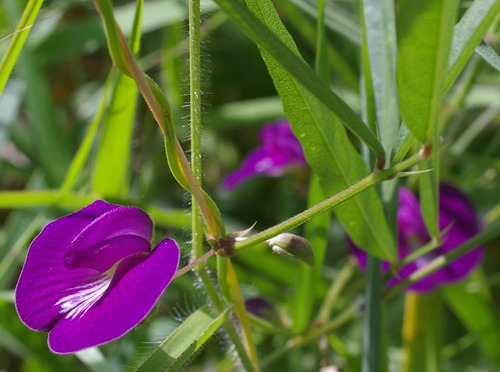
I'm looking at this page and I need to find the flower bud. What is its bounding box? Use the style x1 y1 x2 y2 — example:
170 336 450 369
265 233 315 267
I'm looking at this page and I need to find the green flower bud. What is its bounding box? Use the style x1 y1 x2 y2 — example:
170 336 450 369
265 233 316 267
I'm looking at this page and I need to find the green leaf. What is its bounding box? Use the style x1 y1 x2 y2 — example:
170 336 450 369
442 279 500 362
397 0 459 143
362 0 399 155
475 41 500 72
287 0 361 46
211 0 385 157
243 0 395 260
444 0 500 93
92 71 138 198
0 0 43 95
136 306 229 372
60 72 114 194
17 48 71 186
0 190 190 229
92 0 143 198
391 123 414 164
402 293 442 372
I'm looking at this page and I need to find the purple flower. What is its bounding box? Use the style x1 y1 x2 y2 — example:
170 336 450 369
223 120 307 190
15 200 180 354
349 184 483 292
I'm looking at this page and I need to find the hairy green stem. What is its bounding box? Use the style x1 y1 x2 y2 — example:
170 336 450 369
185 3 254 369
189 0 204 268
234 151 426 254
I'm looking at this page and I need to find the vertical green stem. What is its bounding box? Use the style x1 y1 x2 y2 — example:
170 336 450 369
227 259 261 371
187 4 254 370
189 0 204 265
362 255 383 372
402 293 441 372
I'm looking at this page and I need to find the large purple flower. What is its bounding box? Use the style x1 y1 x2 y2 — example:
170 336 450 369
223 120 307 189
15 200 180 354
349 184 483 292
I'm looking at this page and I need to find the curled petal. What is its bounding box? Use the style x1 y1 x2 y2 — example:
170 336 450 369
67 206 153 259
64 235 151 272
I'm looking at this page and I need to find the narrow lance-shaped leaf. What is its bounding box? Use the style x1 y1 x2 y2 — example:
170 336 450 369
363 0 399 155
293 0 330 332
92 71 138 198
398 0 459 236
445 0 500 93
475 41 500 72
136 306 229 372
212 0 385 158
0 0 43 95
93 0 143 198
397 0 459 143
244 0 395 260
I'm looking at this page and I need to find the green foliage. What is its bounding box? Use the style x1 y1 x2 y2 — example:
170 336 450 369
0 0 499 371
136 306 229 371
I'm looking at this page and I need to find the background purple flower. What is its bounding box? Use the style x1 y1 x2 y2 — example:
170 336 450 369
349 184 483 292
223 120 307 189
15 200 180 354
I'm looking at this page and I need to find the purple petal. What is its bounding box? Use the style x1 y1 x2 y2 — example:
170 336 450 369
16 200 119 331
47 238 180 354
64 235 151 272
66 206 153 261
223 120 307 190
397 187 428 242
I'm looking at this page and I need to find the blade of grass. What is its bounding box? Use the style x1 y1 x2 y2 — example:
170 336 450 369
92 0 143 198
60 71 115 194
0 190 190 229
136 306 230 371
0 0 43 95
475 41 500 71
444 0 500 93
287 0 361 46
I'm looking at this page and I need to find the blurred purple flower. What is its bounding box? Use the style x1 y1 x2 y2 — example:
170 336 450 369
349 184 483 292
223 120 307 190
15 200 180 354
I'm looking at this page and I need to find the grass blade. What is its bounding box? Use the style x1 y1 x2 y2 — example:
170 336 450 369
444 0 500 93
92 0 143 198
0 0 43 95
136 306 229 371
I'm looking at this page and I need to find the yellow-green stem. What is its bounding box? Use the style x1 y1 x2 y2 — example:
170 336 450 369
226 259 261 370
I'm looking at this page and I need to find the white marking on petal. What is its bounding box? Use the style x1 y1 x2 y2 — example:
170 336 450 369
55 276 111 320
